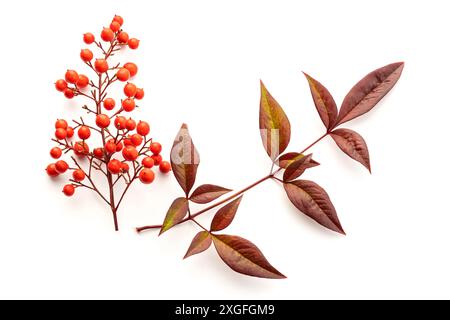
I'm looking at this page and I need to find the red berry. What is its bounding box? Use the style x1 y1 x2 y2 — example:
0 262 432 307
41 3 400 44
130 134 143 146
66 127 74 138
121 162 129 172
80 49 93 62
76 74 89 88
72 169 86 181
95 59 109 73
142 157 154 168
55 128 67 140
151 154 162 166
117 31 129 44
55 160 69 173
134 88 144 100
113 15 124 26
83 33 95 44
159 161 171 173
96 114 111 128
126 118 136 131
114 116 127 130
50 147 62 159
123 62 138 77
103 98 116 110
55 119 68 129
136 121 150 136
55 79 68 92
46 163 59 177
150 142 162 155
124 83 137 97
94 147 104 158
123 137 133 146
105 141 117 154
65 70 79 84
107 159 122 174
63 184 76 196
116 68 130 81
74 141 89 156
139 168 155 184
64 89 75 99
101 28 114 42
115 141 124 152
110 21 121 32
122 98 135 112
122 146 138 161
128 38 140 49
77 126 91 140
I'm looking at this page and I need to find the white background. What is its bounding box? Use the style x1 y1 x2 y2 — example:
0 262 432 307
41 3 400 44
0 0 449 299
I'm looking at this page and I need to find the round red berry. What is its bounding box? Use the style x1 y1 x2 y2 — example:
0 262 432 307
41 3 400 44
55 79 68 92
94 148 104 158
55 119 68 129
113 15 124 26
80 49 93 62
139 169 155 184
142 157 154 168
64 89 75 99
134 88 144 100
63 184 75 196
122 146 138 161
72 169 86 181
122 98 135 112
83 33 95 44
107 159 122 174
110 21 121 32
117 31 129 44
114 116 127 130
116 68 130 81
66 127 74 138
105 141 117 154
46 163 59 177
151 154 162 166
115 141 124 152
65 70 79 84
136 121 150 136
101 28 114 42
126 118 136 131
74 141 89 156
123 137 133 146
95 59 109 73
55 160 69 173
96 114 111 128
76 74 89 89
121 162 129 172
50 147 62 159
130 134 143 146
159 161 171 173
150 142 162 155
103 98 116 110
55 128 67 140
123 62 138 77
77 126 91 140
124 83 137 97
128 38 140 49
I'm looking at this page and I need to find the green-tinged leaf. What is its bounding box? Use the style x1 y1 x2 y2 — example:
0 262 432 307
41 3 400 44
189 184 232 204
277 152 305 168
170 124 200 196
337 62 404 125
184 231 212 259
159 197 189 235
210 196 243 232
284 180 345 234
303 72 338 130
283 154 320 182
212 234 286 279
259 81 291 160
330 128 371 172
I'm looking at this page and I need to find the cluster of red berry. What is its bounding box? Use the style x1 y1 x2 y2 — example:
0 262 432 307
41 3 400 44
46 14 171 215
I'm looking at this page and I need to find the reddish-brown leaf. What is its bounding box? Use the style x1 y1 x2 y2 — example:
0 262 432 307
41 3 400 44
184 231 212 259
337 62 404 125
277 152 305 168
303 72 338 130
259 81 291 160
170 124 200 196
283 154 320 182
189 184 232 204
212 234 286 279
284 180 345 234
330 128 371 172
210 196 243 232
159 197 189 235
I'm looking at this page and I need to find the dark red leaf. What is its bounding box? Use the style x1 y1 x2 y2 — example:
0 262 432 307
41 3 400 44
159 197 189 235
189 184 232 204
170 124 200 196
337 62 404 125
184 231 212 259
283 154 320 182
259 81 291 160
303 72 338 130
284 180 345 234
210 196 243 232
212 234 286 279
277 152 304 168
330 128 371 172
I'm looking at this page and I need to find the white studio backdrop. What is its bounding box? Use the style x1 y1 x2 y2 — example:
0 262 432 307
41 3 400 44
0 0 449 299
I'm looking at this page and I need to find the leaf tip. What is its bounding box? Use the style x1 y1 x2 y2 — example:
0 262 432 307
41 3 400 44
181 123 188 130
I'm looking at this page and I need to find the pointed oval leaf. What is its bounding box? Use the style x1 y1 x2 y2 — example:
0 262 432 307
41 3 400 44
210 196 243 232
284 180 345 234
184 231 212 259
189 184 232 204
337 62 404 125
283 153 320 182
259 81 291 160
159 197 189 235
212 234 286 279
277 152 304 168
330 128 371 172
170 124 200 196
303 72 338 130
